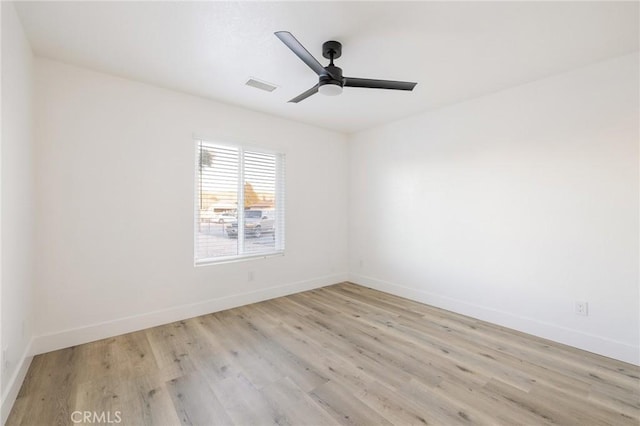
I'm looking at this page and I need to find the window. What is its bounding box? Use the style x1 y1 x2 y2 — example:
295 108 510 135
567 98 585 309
195 139 285 264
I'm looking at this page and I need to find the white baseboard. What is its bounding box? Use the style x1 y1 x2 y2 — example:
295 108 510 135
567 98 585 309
349 273 639 366
31 273 347 356
1 338 33 425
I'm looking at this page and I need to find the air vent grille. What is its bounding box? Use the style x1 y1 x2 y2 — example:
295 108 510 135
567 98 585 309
245 78 278 92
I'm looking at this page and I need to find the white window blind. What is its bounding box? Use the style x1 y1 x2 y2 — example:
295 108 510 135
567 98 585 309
195 140 285 264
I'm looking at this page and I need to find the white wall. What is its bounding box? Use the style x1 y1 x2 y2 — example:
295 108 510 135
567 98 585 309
349 53 639 365
1 2 35 421
32 58 348 353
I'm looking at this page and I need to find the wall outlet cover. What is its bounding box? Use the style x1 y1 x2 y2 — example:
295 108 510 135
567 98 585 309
575 301 589 316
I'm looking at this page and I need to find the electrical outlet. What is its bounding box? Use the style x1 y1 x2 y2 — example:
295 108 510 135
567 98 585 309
248 271 255 282
575 301 588 316
358 259 363 270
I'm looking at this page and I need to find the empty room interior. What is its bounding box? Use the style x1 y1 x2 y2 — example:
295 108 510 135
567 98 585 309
1 1 639 425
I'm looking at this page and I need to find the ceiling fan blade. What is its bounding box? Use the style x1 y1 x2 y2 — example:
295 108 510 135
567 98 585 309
275 31 326 77
343 77 417 91
288 84 319 103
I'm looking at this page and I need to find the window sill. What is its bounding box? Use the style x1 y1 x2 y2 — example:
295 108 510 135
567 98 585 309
195 251 284 267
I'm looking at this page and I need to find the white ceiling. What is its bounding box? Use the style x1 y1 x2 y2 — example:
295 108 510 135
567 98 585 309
14 1 639 133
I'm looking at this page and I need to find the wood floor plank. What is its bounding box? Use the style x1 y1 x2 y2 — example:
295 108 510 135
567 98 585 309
427 377 553 425
130 379 182 426
527 381 638 426
7 282 639 425
309 380 394 426
166 373 233 426
145 320 200 383
209 372 281 426
9 346 79 426
259 377 339 425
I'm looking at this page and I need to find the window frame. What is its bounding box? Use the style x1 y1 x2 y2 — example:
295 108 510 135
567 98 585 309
194 138 285 266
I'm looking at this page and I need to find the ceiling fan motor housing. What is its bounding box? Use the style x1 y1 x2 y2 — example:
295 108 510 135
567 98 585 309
322 65 343 85
319 65 344 96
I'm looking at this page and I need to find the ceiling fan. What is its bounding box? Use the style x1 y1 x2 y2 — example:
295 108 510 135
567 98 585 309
275 31 418 103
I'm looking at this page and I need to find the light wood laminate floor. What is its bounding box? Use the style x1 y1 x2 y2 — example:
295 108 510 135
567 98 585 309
7 283 640 425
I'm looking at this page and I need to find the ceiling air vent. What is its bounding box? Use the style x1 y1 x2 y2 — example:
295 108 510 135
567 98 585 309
245 77 278 92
